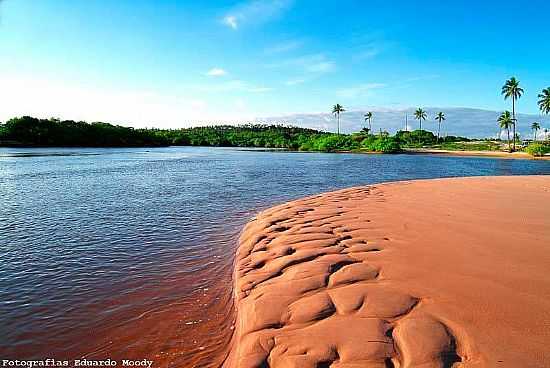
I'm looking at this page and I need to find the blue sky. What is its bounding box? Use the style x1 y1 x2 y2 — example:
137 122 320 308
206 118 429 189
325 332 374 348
1 0 549 128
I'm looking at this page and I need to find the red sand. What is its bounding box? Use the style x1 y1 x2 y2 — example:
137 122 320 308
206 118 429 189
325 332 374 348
223 176 550 367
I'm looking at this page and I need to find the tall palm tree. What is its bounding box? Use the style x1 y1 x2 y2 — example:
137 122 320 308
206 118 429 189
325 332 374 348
538 87 550 115
414 108 427 130
531 122 541 141
332 104 345 134
498 111 514 152
501 77 524 151
435 112 445 142
364 111 373 133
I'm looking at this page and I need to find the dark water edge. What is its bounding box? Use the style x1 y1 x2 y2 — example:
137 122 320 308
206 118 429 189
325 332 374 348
1 146 549 367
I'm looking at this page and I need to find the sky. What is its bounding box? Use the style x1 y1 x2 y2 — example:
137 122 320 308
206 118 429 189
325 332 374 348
1 0 549 129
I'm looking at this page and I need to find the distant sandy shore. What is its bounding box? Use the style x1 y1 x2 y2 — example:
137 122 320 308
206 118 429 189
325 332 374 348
403 148 550 160
223 176 550 367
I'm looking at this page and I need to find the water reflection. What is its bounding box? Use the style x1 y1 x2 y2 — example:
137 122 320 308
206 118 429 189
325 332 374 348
0 146 548 367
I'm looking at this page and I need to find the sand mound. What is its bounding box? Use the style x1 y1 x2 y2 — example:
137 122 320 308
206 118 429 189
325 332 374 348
223 176 550 367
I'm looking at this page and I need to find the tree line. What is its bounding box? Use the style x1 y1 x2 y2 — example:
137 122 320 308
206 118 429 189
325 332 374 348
0 115 467 153
331 78 550 155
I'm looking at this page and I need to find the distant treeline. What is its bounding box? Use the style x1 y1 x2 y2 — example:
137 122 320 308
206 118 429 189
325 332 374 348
0 116 169 147
0 116 325 148
0 116 469 153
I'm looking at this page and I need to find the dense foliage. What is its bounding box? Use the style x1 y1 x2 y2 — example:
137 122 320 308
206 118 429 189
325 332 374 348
166 124 322 149
0 115 487 155
0 116 169 147
0 116 403 153
395 130 469 147
525 142 550 157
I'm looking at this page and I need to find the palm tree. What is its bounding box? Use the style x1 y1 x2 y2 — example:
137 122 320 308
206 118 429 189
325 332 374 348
414 108 427 130
501 77 524 151
332 104 345 134
538 87 550 115
364 111 373 133
498 111 514 152
435 112 445 142
531 122 541 141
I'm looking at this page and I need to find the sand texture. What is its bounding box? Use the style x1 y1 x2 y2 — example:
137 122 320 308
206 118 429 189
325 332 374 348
223 176 550 368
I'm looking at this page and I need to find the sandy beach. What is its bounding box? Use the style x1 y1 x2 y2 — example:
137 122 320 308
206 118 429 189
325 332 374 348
403 148 550 160
223 176 550 367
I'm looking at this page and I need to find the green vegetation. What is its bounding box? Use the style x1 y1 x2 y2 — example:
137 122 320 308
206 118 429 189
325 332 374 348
525 142 550 157
531 122 541 141
501 77 524 151
3 79 549 156
414 108 427 130
498 111 514 152
0 115 404 153
437 141 500 151
395 129 465 147
364 111 373 133
358 134 401 153
332 104 345 135
538 87 550 115
435 112 445 142
0 116 169 147
0 116 326 149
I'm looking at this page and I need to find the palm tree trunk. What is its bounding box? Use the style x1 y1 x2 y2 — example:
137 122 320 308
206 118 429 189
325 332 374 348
337 113 340 135
507 128 511 152
419 119 422 131
437 121 441 142
369 119 371 132
512 98 516 151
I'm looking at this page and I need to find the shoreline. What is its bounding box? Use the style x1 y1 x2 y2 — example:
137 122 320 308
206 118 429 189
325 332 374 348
3 145 549 160
401 147 550 160
223 176 550 367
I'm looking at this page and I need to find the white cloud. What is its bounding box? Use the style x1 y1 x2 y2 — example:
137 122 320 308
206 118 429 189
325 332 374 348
268 53 336 75
264 40 303 54
223 15 238 30
206 67 227 77
256 108 550 137
222 0 292 30
306 61 335 73
285 78 306 86
0 74 263 127
194 79 272 94
353 47 381 61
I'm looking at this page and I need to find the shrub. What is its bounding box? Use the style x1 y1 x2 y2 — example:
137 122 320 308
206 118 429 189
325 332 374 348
314 134 358 152
361 136 401 153
525 143 550 157
373 137 401 153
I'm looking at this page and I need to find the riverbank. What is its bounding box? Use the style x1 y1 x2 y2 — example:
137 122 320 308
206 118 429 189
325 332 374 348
223 176 550 367
402 147 550 160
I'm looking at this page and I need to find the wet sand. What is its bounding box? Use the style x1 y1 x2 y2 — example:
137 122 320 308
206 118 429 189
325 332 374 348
223 176 550 367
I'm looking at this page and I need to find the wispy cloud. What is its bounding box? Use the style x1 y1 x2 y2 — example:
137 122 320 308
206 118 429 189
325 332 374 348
272 54 335 87
353 45 382 61
206 67 227 77
264 39 303 54
305 60 335 73
269 53 336 75
284 78 306 86
221 0 292 30
195 79 272 94
223 16 238 30
336 83 386 99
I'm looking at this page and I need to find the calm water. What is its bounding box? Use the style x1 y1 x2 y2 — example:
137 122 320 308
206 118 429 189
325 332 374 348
1 146 549 366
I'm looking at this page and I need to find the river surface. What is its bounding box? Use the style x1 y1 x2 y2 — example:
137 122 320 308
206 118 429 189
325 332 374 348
1 146 549 367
